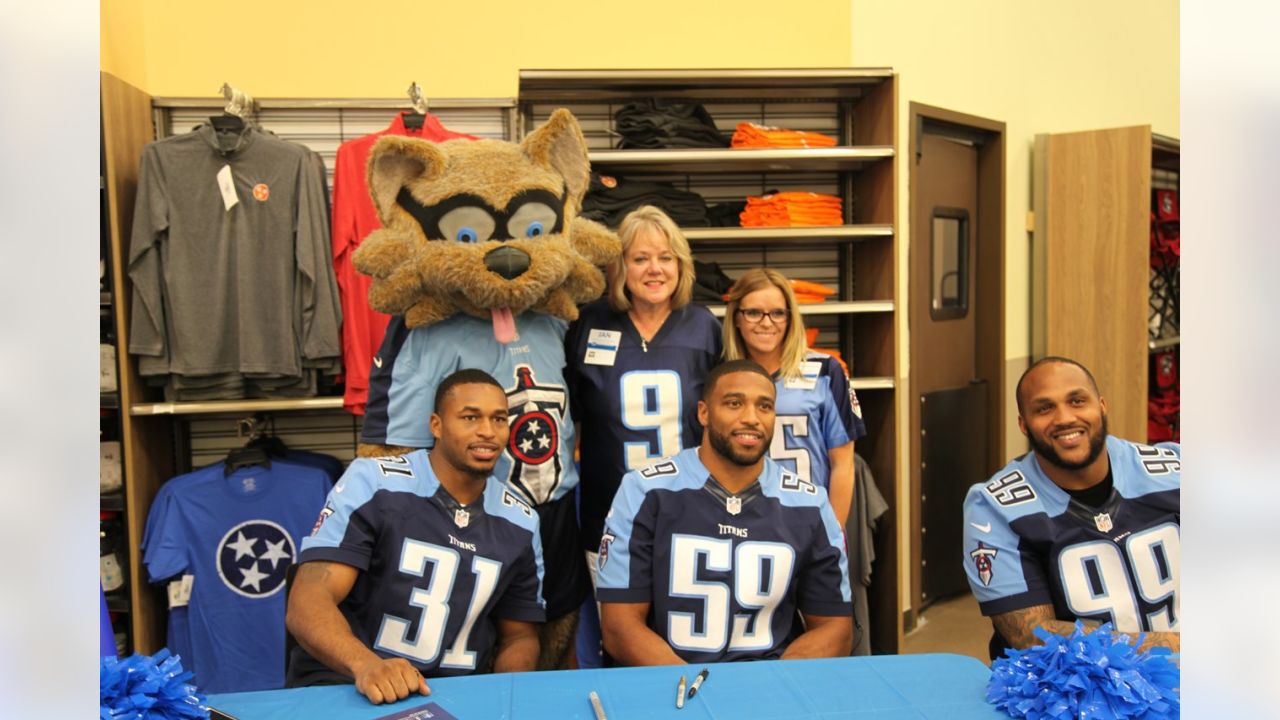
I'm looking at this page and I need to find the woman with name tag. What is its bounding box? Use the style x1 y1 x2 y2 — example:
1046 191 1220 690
722 268 865 524
564 205 722 587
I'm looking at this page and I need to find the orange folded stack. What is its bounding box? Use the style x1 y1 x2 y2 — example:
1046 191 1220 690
732 122 838 149
804 328 849 376
740 192 843 227
790 279 836 304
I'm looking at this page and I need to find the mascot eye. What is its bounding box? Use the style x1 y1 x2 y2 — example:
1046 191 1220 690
438 206 496 244
508 202 558 240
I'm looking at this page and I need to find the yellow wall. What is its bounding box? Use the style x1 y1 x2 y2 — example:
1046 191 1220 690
101 0 853 97
100 0 149 91
851 0 1178 612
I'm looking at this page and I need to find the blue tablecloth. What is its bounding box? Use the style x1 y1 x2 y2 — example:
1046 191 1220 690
206 653 1004 719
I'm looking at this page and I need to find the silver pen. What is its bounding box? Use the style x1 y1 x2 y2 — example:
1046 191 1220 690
677 675 687 709
589 690 607 720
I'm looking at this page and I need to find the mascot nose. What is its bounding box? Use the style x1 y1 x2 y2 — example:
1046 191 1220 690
484 245 531 280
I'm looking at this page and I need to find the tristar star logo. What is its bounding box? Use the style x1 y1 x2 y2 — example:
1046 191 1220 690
217 520 295 598
970 541 998 587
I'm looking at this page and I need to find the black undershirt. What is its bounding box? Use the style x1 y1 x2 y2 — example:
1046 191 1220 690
1063 465 1114 509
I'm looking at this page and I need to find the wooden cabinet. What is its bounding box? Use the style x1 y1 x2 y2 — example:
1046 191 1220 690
1032 126 1178 441
518 69 904 652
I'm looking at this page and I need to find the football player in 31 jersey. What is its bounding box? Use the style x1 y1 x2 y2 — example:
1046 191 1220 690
286 370 545 704
597 360 853 665
963 357 1180 658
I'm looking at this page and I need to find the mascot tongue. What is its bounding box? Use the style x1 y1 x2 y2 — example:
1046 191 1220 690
491 307 516 344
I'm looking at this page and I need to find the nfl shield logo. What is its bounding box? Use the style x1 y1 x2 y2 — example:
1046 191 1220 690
726 496 742 516
1093 512 1113 532
454 508 471 528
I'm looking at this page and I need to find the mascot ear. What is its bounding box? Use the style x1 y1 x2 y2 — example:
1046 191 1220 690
367 136 447 224
522 108 590 206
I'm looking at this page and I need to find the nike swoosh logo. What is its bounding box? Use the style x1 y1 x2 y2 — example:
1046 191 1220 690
970 522 991 533
373 357 383 368
334 483 346 493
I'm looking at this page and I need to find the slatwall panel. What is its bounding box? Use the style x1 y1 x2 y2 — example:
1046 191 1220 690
528 99 855 352
153 100 512 470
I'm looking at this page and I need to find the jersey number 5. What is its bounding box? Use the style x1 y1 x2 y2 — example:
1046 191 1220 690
374 539 502 670
668 535 795 653
770 415 813 482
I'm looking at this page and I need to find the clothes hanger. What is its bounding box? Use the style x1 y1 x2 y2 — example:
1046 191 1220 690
403 81 429 130
209 83 255 132
224 415 272 475
245 414 289 458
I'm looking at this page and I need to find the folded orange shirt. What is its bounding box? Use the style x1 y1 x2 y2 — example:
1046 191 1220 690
732 122 838 149
741 192 843 227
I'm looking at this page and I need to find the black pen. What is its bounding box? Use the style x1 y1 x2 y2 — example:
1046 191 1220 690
687 668 710 699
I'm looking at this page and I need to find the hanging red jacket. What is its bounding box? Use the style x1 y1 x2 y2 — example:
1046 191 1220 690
331 112 477 414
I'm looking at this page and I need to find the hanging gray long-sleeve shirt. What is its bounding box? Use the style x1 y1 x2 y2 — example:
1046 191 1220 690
128 124 341 379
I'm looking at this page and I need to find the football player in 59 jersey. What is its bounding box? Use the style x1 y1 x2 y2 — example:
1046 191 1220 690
597 360 853 665
287 370 545 705
963 357 1180 658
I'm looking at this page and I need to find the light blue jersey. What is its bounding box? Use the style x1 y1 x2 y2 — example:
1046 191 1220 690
770 352 865 488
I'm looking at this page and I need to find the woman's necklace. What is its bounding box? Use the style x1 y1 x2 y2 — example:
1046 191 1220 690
630 308 670 353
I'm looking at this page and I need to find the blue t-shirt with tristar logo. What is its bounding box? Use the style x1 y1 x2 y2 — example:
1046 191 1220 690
141 459 332 693
596 448 850 664
962 436 1180 633
770 352 866 488
565 299 722 551
288 450 545 686
361 312 577 506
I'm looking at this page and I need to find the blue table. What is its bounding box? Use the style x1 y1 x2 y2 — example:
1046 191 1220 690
207 653 1003 719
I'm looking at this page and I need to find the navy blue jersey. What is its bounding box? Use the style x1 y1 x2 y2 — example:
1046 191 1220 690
361 313 577 505
962 437 1180 634
770 352 866 488
141 460 332 693
289 450 545 685
596 448 851 664
565 300 722 549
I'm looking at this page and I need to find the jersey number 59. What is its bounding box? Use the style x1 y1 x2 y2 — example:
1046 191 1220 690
668 535 795 654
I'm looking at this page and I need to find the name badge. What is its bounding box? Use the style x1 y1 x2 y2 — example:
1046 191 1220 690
784 361 822 390
584 329 621 366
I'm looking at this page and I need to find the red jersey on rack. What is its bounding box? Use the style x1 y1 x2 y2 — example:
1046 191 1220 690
331 112 477 414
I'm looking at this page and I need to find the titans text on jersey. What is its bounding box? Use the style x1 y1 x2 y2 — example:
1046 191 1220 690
962 437 1180 634
596 448 851 664
287 450 545 685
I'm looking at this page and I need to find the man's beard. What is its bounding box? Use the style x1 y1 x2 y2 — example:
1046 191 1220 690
1029 414 1109 471
708 425 769 467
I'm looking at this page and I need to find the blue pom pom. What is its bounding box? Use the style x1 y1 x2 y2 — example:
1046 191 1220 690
100 649 210 719
986 622 1179 719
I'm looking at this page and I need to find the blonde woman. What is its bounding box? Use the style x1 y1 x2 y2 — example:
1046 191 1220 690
565 206 722 578
723 268 865 523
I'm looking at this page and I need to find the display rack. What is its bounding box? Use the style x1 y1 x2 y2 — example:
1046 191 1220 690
518 68 904 652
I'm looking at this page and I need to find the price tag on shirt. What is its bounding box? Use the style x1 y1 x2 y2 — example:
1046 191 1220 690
168 574 195 608
583 329 621 366
784 361 822 390
216 165 239 211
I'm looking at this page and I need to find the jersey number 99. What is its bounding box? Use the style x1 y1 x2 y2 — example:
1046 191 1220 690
1058 523 1179 632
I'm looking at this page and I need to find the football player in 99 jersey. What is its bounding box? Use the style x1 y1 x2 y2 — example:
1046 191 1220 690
963 357 1180 658
286 370 545 704
597 360 853 665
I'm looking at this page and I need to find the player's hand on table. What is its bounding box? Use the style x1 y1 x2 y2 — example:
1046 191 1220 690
352 657 431 705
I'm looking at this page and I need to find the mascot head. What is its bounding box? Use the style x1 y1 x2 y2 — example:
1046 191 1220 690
352 109 619 342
